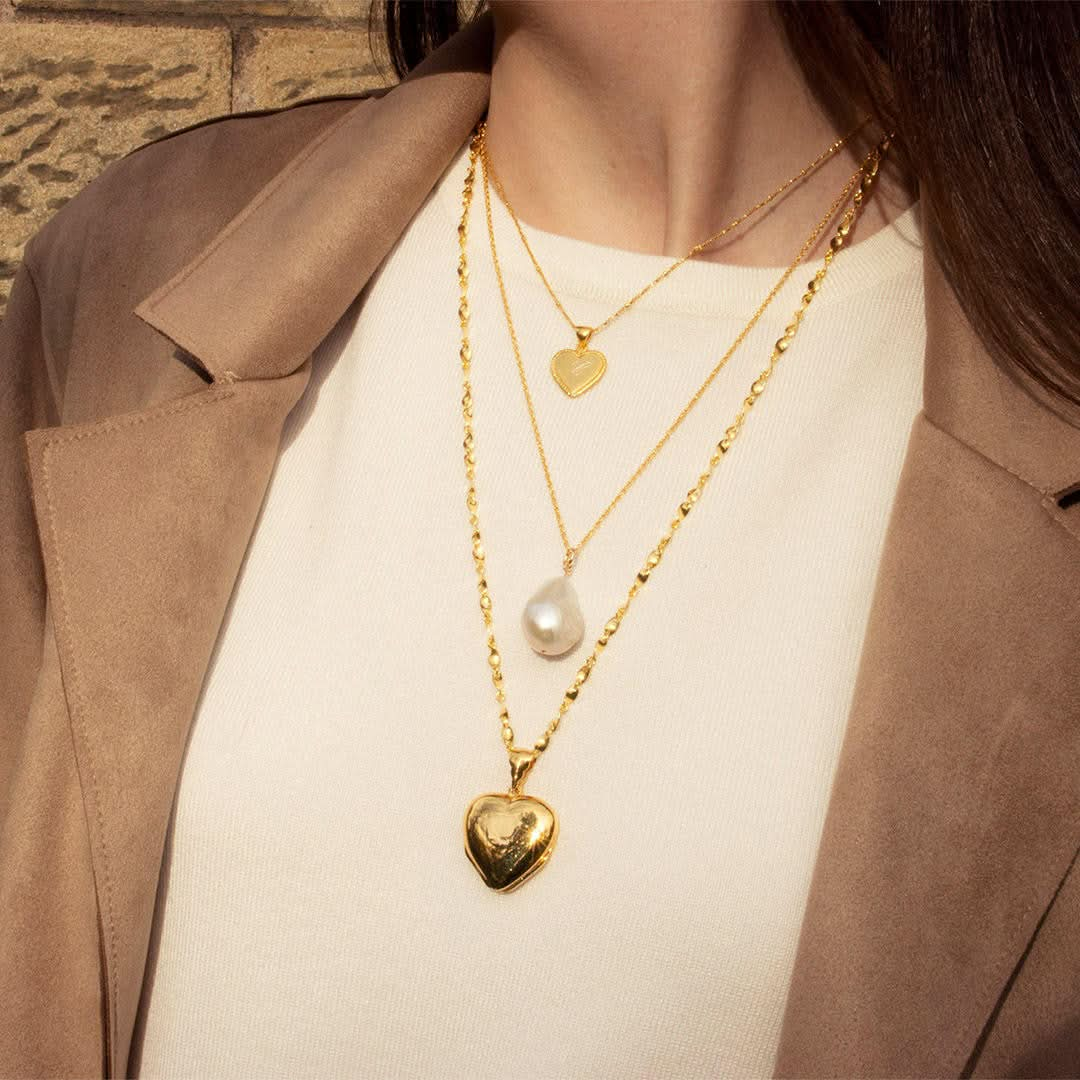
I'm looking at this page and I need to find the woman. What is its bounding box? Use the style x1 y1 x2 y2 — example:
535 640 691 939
1 1 1078 1076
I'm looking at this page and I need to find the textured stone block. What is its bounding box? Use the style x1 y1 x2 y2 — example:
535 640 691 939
233 26 385 111
14 0 367 17
0 21 230 315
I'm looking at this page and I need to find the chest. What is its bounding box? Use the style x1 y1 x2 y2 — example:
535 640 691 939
131 193 926 1076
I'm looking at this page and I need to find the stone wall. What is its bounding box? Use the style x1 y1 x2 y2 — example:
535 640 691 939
0 0 396 316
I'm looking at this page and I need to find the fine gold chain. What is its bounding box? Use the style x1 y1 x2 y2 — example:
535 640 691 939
479 115 871 348
457 125 891 764
479 123 883 573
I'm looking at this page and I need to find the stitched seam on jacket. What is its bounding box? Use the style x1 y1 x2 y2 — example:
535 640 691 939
35 385 236 1072
41 385 237 440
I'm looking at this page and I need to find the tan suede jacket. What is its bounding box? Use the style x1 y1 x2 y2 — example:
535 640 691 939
2 13 1079 1079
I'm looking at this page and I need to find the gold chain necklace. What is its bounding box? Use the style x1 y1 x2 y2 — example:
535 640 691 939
479 117 869 398
479 122 881 660
459 127 892 892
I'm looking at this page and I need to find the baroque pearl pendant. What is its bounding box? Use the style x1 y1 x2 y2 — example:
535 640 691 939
522 576 585 657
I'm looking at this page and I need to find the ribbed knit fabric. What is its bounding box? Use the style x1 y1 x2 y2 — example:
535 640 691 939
132 138 925 1079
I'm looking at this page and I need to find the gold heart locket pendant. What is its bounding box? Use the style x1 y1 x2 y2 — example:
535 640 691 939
464 748 559 892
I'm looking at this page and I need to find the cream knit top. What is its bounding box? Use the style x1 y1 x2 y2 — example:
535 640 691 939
132 138 925 1078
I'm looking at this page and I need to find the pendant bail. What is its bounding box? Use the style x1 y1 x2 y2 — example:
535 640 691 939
508 747 538 794
562 548 577 575
574 325 596 352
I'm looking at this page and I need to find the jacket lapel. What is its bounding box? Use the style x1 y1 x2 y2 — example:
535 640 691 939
23 371 309 1076
773 233 1080 1076
21 13 1080 1075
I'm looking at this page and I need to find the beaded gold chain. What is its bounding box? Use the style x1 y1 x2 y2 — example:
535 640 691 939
461 125 892 893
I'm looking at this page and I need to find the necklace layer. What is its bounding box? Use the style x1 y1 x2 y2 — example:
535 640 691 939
479 116 869 399
479 123 884 660
460 127 892 893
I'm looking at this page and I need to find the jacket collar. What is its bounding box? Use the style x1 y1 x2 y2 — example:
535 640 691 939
132 14 495 386
25 12 1080 1075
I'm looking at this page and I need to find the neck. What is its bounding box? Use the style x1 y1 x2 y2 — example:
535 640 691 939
483 0 914 266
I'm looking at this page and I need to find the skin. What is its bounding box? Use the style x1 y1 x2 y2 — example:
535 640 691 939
482 0 917 268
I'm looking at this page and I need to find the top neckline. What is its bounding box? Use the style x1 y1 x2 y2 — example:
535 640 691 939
436 138 923 319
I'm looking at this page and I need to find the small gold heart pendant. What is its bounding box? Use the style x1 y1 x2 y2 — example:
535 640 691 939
464 791 559 892
551 346 607 398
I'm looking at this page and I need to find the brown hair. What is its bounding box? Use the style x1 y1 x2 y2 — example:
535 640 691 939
371 0 1080 416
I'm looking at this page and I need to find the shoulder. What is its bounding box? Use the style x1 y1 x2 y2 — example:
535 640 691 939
24 87 386 281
